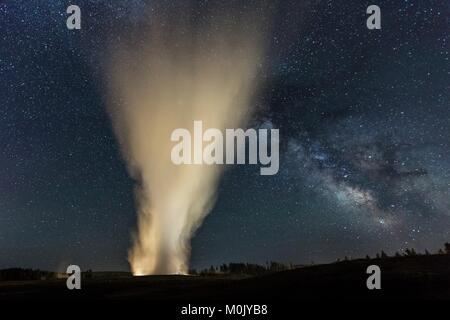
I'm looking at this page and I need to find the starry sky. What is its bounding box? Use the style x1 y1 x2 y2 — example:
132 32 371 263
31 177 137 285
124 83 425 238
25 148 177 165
1 0 449 271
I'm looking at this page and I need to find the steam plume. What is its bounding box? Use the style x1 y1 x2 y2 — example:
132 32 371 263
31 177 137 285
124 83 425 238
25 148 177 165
107 5 267 275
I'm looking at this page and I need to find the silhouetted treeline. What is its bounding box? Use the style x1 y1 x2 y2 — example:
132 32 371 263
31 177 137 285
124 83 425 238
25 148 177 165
191 243 450 276
0 268 57 281
190 261 293 276
0 268 95 281
338 242 450 262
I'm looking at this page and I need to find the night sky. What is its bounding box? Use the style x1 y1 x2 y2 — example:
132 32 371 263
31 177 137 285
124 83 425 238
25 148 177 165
1 0 449 272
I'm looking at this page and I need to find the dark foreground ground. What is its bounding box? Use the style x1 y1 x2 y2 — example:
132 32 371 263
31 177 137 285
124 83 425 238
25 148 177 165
1 255 449 300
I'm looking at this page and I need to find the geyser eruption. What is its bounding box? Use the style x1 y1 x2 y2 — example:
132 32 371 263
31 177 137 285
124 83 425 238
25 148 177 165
107 5 267 275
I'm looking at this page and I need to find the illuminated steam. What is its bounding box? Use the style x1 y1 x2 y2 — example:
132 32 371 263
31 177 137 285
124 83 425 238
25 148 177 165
107 7 267 275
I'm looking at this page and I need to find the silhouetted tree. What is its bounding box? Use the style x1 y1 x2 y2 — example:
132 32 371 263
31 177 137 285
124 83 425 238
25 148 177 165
83 269 93 279
269 261 287 272
219 264 228 273
404 248 417 256
381 251 388 259
189 269 197 275
445 243 450 254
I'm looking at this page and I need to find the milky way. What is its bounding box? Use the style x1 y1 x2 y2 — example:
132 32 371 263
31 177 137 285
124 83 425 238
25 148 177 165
0 0 449 271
